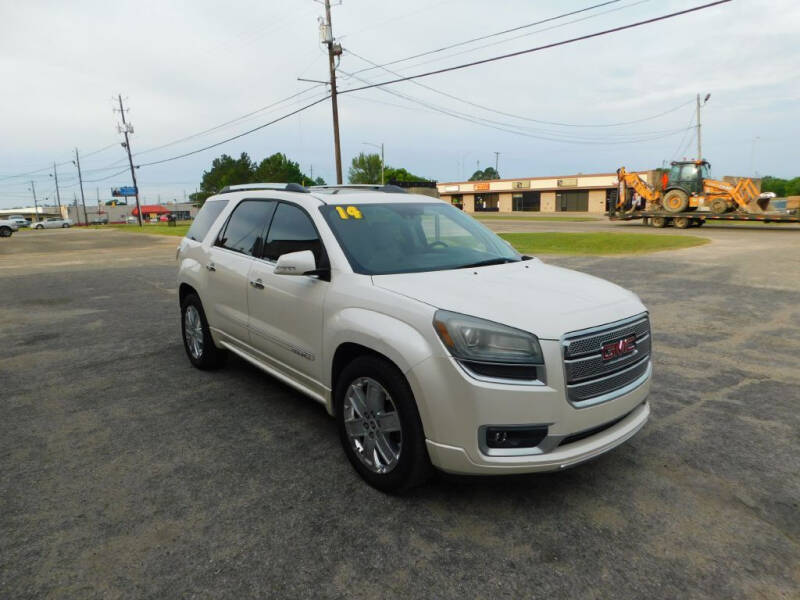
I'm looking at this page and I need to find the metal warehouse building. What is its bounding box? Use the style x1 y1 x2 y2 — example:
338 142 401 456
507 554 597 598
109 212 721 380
436 170 655 214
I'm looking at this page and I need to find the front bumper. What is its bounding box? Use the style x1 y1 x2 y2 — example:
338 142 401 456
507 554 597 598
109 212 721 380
406 341 651 475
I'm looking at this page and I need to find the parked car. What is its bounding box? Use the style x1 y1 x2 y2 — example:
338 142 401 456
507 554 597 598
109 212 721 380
7 215 30 228
32 217 73 229
0 218 19 237
177 183 652 492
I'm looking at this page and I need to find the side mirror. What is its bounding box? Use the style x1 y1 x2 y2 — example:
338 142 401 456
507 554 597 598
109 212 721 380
274 250 317 276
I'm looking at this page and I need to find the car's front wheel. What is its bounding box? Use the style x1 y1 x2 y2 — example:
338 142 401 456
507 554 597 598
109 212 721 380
0 226 12 237
35 224 44 230
335 355 432 493
180 293 227 369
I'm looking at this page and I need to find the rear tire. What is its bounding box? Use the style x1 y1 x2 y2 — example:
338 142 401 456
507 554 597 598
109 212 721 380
35 224 44 230
674 217 690 229
0 226 12 237
62 223 69 228
662 189 690 214
180 293 227 370
650 217 667 228
335 355 432 493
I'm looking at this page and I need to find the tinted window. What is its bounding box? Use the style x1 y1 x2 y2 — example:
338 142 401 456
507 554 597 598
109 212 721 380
263 203 323 264
185 199 229 242
216 200 276 256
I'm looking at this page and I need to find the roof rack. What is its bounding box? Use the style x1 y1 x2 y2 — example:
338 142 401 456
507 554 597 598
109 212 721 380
310 184 407 194
218 183 309 194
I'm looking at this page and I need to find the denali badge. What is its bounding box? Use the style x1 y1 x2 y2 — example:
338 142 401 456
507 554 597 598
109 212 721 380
601 335 636 361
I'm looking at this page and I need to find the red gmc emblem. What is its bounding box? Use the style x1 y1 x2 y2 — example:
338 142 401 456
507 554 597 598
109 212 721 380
601 335 637 361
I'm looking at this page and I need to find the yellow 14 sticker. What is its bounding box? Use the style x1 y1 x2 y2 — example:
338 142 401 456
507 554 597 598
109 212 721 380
335 205 363 220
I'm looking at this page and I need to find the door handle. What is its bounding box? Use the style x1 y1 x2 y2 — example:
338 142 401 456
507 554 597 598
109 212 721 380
206 262 216 272
249 279 264 289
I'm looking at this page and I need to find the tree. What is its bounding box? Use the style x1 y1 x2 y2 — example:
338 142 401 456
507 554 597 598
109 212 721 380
193 152 322 204
348 153 383 184
348 153 430 184
468 167 500 181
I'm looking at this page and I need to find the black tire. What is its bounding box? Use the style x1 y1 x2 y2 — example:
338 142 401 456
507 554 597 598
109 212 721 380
662 189 690 213
34 224 44 230
709 198 729 215
335 355 432 493
0 226 12 237
674 217 690 229
650 217 667 228
62 223 69 228
180 292 227 370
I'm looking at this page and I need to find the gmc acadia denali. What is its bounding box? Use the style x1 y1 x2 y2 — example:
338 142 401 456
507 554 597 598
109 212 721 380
176 183 652 492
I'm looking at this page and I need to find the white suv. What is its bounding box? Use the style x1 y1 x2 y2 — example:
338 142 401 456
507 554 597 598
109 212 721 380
177 183 651 492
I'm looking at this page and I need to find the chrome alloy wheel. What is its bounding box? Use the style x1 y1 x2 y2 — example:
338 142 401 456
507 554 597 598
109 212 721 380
184 305 204 360
343 377 403 474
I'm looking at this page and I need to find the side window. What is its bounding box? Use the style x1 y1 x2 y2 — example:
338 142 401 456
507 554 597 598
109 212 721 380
263 203 324 264
216 200 276 256
186 199 229 242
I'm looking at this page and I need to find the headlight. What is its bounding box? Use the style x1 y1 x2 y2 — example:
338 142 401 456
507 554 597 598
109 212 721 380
433 310 544 381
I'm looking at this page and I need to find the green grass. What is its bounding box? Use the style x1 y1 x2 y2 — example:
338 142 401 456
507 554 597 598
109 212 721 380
473 214 598 222
88 223 190 236
500 232 709 255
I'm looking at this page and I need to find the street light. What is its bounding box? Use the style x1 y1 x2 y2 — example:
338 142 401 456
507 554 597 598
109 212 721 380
363 141 384 185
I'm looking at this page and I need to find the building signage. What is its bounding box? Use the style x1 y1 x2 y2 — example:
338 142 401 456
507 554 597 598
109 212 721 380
473 182 490 191
511 180 531 189
443 185 460 192
112 186 138 197
557 178 578 187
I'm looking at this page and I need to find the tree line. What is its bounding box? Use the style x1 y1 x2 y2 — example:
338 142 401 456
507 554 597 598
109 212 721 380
191 151 431 203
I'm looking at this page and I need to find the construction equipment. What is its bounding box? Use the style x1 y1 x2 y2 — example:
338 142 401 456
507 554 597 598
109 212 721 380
616 160 766 215
610 160 800 228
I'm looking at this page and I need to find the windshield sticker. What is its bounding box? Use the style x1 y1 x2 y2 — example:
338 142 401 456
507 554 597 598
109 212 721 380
335 206 363 220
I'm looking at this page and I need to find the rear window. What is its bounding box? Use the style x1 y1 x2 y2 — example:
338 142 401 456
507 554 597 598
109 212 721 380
185 199 229 242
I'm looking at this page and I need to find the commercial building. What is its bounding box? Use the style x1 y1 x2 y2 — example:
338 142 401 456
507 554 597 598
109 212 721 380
436 170 656 214
65 201 198 223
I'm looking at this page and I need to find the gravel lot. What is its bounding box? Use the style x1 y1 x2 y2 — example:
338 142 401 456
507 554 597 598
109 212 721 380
1 226 798 599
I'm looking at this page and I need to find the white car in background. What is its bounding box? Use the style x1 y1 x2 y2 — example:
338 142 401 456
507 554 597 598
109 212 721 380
0 218 19 237
7 215 30 228
32 217 73 229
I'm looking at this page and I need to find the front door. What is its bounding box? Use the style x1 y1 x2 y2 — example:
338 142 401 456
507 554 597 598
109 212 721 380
246 202 329 387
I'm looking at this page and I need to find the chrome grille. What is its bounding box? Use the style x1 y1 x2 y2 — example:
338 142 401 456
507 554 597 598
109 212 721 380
562 314 651 406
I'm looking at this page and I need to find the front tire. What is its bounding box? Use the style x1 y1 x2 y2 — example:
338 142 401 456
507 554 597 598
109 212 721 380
0 226 12 237
335 355 432 493
35 224 44 230
180 293 227 369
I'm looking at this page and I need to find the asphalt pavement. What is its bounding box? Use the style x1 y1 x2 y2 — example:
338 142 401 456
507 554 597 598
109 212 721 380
1 226 798 599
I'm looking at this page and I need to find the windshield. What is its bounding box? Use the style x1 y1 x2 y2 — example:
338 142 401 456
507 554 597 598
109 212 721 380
320 202 520 275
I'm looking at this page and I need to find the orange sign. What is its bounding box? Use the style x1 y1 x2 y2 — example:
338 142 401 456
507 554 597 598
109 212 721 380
473 182 490 191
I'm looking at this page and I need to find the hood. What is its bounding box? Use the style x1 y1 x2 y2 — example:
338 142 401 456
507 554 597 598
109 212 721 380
372 259 646 340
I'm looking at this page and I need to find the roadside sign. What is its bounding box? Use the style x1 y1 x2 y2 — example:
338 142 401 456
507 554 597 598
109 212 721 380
112 186 138 197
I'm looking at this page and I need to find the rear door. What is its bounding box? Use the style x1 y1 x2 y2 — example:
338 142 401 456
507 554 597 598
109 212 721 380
203 199 276 346
246 201 330 385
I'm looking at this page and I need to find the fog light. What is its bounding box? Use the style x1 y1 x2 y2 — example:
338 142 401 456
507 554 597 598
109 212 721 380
485 426 548 449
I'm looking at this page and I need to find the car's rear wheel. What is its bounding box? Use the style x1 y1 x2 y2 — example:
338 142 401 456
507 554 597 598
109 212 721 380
0 226 12 237
62 223 69 228
35 224 44 230
180 293 227 369
335 355 432 493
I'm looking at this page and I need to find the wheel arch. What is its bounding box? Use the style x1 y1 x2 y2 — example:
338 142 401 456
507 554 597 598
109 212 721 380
179 282 198 305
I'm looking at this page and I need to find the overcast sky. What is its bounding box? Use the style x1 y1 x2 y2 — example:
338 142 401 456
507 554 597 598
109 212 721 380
0 0 797 208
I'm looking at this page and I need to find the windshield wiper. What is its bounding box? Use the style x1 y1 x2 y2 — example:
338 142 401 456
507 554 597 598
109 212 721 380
456 257 519 269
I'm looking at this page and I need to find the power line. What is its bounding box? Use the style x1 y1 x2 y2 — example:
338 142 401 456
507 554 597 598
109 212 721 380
338 1 732 96
0 142 120 182
344 47 694 129
349 0 624 77
135 95 331 168
83 168 131 183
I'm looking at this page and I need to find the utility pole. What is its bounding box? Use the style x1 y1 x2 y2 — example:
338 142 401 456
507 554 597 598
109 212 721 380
116 94 143 227
494 151 500 175
696 93 710 160
29 181 39 222
73 148 89 226
363 142 384 184
51 162 62 215
320 0 343 183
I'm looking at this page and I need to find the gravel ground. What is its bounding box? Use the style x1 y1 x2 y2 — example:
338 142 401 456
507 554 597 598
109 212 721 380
1 227 798 599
